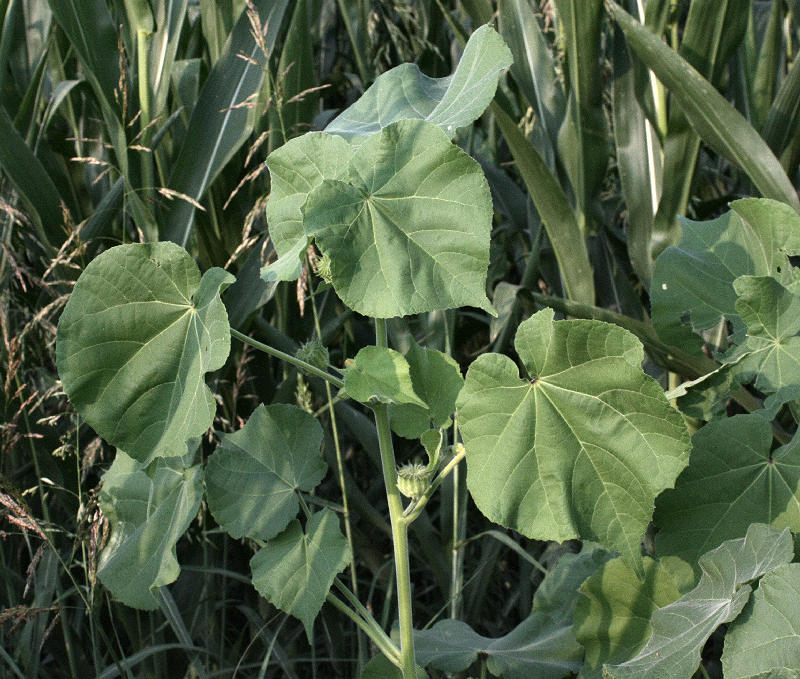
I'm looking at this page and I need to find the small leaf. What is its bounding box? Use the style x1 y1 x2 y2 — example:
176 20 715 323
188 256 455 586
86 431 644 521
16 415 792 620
343 346 426 407
414 614 582 678
389 340 464 439
605 523 794 679
56 243 234 464
456 308 690 572
325 24 512 142
205 404 326 540
655 414 800 573
250 510 350 640
651 198 800 353
98 451 203 610
304 119 495 318
722 563 800 679
574 556 682 678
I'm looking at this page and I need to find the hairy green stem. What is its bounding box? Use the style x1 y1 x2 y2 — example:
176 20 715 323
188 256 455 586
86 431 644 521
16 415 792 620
230 327 344 389
374 318 416 678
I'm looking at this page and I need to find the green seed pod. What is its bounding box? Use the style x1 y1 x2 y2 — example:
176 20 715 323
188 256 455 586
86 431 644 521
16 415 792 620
314 253 333 284
296 339 330 372
396 463 432 499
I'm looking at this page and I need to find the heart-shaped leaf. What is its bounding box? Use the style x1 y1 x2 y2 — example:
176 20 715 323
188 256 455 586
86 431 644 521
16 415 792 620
98 451 203 610
325 24 512 142
650 199 800 353
722 563 800 679
456 308 690 572
56 243 234 463
655 414 800 574
205 404 326 540
250 510 350 640
605 524 793 679
303 119 495 318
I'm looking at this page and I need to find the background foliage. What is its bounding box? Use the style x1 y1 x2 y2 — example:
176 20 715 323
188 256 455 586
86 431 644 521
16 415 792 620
3 0 800 677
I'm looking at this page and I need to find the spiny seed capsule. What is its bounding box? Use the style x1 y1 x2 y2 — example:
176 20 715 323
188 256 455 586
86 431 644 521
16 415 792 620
396 463 432 499
296 339 329 371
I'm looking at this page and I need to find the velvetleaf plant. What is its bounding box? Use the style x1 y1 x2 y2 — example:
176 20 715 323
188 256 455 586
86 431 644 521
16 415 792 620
54 18 800 679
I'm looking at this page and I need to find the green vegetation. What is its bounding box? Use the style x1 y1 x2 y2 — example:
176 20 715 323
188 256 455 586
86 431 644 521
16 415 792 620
5 2 800 678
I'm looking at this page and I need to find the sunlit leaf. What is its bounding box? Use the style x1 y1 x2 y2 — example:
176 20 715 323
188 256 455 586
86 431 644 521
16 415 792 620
250 510 350 640
722 563 800 679
343 346 426 407
56 243 234 464
655 415 800 573
456 308 690 572
98 451 203 610
324 24 512 142
205 404 326 540
303 119 495 317
605 523 793 679
574 556 682 678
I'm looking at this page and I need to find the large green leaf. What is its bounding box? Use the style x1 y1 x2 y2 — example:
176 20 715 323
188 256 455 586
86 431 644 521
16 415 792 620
343 346 425 407
722 563 800 678
262 132 352 282
605 523 794 679
56 243 234 464
97 451 203 610
302 119 495 318
574 556 682 678
250 510 350 639
205 404 326 540
651 199 800 353
414 615 582 678
607 2 800 214
456 308 690 571
164 0 290 245
655 415 800 572
389 339 464 439
324 24 512 142
731 275 800 392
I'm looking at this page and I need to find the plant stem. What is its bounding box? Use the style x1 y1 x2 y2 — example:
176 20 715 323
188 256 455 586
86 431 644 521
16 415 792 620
230 327 344 389
374 318 416 678
325 593 402 668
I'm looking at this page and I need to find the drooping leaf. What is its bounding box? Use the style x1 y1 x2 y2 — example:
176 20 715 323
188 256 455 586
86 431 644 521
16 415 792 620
324 24 512 143
303 119 495 317
605 523 794 679
414 614 582 678
730 275 800 393
262 132 352 282
343 346 426 407
205 404 326 540
56 243 234 464
655 415 800 572
389 340 464 439
250 510 350 640
651 198 800 353
97 451 203 610
456 308 690 572
574 556 682 678
722 563 800 679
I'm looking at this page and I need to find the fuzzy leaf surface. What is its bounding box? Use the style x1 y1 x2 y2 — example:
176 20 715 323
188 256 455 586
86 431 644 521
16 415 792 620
574 556 682 678
343 346 425 407
303 119 494 317
655 415 800 572
98 451 203 610
650 199 800 353
605 524 794 679
722 563 800 678
456 308 690 571
325 24 512 142
56 243 234 464
389 340 464 439
414 615 582 678
250 510 350 640
205 404 326 540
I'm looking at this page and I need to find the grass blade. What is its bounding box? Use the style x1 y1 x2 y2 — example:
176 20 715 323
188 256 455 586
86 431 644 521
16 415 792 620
608 1 800 214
